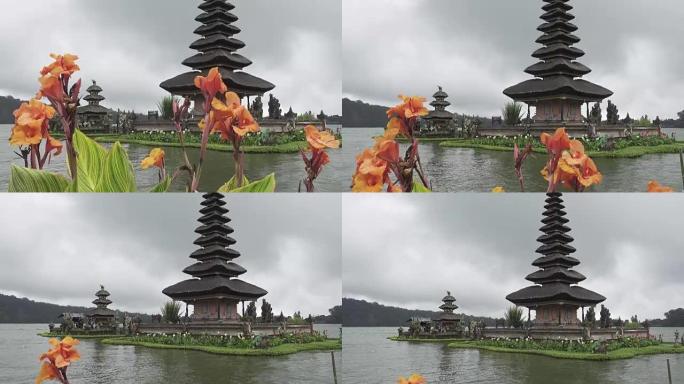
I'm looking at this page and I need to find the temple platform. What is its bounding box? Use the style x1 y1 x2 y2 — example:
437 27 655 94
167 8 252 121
478 125 661 139
132 118 324 134
135 321 314 336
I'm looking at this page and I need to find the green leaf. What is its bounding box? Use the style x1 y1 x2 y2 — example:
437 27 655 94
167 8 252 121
8 164 69 192
228 173 277 193
96 142 137 192
413 181 432 193
71 129 107 192
217 175 251 193
150 176 172 193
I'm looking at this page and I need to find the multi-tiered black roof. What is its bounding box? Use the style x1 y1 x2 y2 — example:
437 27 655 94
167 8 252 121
424 87 454 121
504 0 612 102
88 285 116 318
78 81 109 115
434 291 460 322
163 193 268 302
507 193 605 308
160 0 275 97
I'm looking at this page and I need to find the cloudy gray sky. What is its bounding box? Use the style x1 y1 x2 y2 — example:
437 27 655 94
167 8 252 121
0 0 341 115
0 194 341 317
343 0 684 120
343 194 684 321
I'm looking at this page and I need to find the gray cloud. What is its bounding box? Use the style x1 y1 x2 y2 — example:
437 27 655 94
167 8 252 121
343 0 684 119
0 0 341 115
0 194 341 317
342 194 684 320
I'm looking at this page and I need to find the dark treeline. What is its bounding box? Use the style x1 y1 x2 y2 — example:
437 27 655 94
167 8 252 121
0 95 23 124
343 298 501 327
649 308 684 327
0 294 151 324
342 98 389 128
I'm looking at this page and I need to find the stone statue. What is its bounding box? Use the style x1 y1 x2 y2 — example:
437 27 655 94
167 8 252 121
268 94 282 119
675 330 680 344
284 107 297 121
250 96 264 119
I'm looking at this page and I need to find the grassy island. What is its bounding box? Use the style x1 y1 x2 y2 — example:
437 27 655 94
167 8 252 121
101 337 341 356
77 130 342 154
439 136 684 159
447 339 684 361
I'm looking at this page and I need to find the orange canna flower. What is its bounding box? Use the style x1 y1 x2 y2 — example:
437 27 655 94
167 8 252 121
541 128 572 155
647 181 674 193
492 186 505 193
36 361 61 384
194 67 227 99
36 336 81 383
375 137 400 163
352 149 388 193
46 135 63 157
40 54 80 77
141 148 165 170
398 374 426 384
305 125 340 150
9 99 56 146
231 106 260 137
387 95 429 120
37 75 66 102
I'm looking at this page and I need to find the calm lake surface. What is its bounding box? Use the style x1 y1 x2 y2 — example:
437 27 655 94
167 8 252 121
342 327 684 384
0 125 346 192
342 128 684 192
1 324 341 384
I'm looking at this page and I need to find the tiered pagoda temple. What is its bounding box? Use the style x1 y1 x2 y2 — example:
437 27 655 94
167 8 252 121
433 291 461 332
163 193 267 322
87 285 116 329
77 81 110 131
160 0 275 112
423 86 454 133
507 193 605 328
503 0 612 128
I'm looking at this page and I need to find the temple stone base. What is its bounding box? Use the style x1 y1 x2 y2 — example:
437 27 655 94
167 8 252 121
478 125 660 139
136 322 314 337
534 305 581 328
483 327 650 341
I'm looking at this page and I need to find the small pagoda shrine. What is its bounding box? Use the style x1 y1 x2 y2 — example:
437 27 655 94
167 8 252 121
507 193 606 329
163 193 268 322
503 0 612 129
77 81 110 132
160 0 275 113
433 291 461 332
86 285 117 329
422 86 455 135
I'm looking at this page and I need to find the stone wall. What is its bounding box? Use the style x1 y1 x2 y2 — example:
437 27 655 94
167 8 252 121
137 322 313 336
482 327 651 341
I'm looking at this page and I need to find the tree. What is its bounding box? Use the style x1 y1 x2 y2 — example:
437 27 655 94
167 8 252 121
623 113 633 124
590 103 602 125
277 311 285 323
250 96 264 119
599 305 612 329
157 96 178 120
246 301 257 322
586 306 597 328
261 299 273 323
161 301 182 324
606 101 620 125
678 110 684 122
504 306 525 329
329 305 342 324
654 116 662 127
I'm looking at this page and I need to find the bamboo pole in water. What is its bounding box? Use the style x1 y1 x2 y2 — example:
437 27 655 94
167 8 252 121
331 351 338 384
667 359 672 384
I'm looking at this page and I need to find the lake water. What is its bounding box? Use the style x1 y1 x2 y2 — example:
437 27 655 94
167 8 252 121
0 125 346 193
342 128 684 192
341 327 684 384
0 323 341 384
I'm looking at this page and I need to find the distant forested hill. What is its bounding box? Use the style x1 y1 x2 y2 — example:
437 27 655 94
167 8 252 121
0 293 151 323
342 98 389 128
650 308 684 327
343 298 500 327
0 95 22 123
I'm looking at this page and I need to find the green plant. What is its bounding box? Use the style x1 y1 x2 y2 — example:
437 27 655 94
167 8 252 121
504 307 525 329
503 102 524 126
157 96 178 120
161 301 182 324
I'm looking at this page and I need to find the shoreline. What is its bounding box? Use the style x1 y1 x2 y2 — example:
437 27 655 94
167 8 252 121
100 337 341 357
439 140 684 159
389 336 469 343
38 332 121 339
92 137 310 154
447 340 684 361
